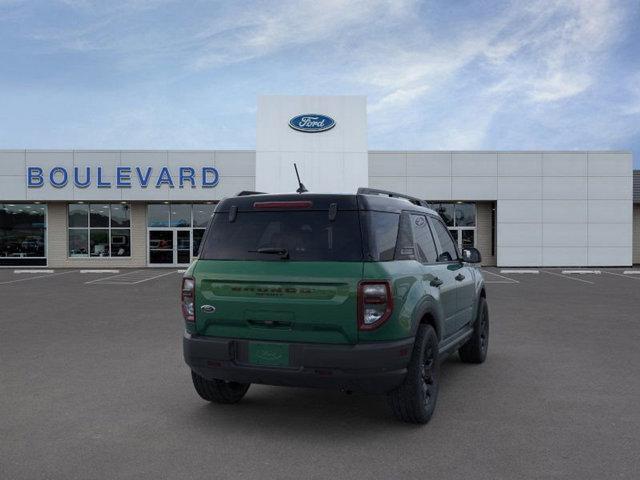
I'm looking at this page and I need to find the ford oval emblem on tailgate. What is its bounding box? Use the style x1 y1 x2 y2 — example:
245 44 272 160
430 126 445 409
201 305 216 313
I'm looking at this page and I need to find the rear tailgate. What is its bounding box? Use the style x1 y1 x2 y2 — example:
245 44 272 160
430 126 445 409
194 260 363 344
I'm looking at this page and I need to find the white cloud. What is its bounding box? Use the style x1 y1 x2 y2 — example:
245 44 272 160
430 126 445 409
528 72 592 102
190 0 416 70
1 0 636 155
351 0 632 148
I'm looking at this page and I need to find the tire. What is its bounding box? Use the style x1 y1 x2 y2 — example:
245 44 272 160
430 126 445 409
459 297 489 364
191 371 250 404
387 324 440 424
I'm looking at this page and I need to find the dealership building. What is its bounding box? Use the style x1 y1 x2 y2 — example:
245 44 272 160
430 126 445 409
0 95 638 268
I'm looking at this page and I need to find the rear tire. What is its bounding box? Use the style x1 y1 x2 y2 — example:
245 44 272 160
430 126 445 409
387 324 440 424
459 297 489 364
191 371 250 404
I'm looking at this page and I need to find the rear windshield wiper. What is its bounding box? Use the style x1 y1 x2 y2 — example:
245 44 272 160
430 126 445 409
249 247 290 260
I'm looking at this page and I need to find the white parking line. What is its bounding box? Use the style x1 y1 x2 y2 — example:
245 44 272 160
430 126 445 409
0 270 76 285
85 269 179 285
561 270 601 275
500 269 539 274
542 270 594 284
604 271 640 281
623 270 640 275
480 270 519 284
13 269 54 274
129 270 178 284
80 269 120 274
84 271 134 284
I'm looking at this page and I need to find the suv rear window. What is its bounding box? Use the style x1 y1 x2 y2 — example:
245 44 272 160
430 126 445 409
199 211 363 261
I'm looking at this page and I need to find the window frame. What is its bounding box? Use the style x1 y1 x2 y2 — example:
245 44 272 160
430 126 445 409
0 203 48 261
147 203 217 260
67 203 132 259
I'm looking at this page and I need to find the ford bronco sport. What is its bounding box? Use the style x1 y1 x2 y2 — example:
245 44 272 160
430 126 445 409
181 188 488 424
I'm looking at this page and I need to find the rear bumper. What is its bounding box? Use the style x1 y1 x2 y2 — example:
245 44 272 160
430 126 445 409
183 333 414 394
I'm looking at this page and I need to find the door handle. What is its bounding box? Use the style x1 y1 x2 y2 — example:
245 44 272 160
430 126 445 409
430 277 443 287
455 273 465 281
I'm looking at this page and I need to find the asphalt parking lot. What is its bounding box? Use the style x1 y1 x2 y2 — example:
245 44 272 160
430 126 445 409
1 267 639 479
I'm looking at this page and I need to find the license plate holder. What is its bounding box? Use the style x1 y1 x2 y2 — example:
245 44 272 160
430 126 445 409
248 342 290 367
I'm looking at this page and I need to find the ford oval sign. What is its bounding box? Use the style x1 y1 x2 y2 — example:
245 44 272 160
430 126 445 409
289 114 335 133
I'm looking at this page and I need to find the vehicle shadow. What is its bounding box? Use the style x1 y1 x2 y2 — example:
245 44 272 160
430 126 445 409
180 355 470 437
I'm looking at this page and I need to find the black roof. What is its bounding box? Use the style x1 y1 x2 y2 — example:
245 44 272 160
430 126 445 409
216 192 437 215
634 170 640 203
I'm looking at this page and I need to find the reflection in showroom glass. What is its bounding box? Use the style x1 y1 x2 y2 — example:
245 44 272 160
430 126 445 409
0 203 47 259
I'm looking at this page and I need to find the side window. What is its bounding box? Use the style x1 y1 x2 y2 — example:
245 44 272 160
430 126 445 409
365 212 400 261
410 214 438 263
429 217 458 262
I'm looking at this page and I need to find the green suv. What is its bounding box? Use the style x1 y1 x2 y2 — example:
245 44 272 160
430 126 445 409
181 188 489 424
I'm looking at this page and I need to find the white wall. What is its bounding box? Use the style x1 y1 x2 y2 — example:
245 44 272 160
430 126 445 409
368 151 633 267
0 150 255 202
255 95 368 194
498 152 633 266
1 147 633 267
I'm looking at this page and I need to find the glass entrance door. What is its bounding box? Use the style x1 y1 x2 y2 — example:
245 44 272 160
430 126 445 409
176 230 191 265
148 229 192 266
448 228 475 253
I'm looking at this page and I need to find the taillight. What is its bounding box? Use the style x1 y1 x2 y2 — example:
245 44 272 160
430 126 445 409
358 281 393 330
181 276 195 322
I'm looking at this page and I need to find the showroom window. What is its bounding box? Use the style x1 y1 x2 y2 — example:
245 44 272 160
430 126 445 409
0 203 47 266
68 203 131 258
430 202 476 251
147 203 217 265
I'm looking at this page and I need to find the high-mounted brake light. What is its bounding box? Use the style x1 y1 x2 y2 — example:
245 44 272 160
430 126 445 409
181 277 195 322
253 201 313 209
357 281 394 330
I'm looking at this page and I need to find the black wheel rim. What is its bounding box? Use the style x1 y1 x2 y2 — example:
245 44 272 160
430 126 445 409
421 342 436 407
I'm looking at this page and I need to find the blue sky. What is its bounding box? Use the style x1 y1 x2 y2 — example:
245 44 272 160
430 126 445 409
1 0 639 167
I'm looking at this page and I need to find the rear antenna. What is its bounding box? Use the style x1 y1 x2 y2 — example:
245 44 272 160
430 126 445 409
294 163 308 194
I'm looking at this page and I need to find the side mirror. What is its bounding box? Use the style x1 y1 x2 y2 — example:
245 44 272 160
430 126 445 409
461 247 481 264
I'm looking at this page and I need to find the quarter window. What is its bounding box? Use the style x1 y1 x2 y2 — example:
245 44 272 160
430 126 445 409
394 212 417 261
68 203 131 258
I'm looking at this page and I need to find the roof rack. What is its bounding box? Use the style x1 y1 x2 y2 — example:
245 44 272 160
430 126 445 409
235 190 267 196
357 187 431 209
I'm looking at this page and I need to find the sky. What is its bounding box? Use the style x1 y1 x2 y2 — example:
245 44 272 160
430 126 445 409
0 0 639 167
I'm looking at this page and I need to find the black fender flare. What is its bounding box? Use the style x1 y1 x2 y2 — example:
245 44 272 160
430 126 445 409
410 296 445 340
